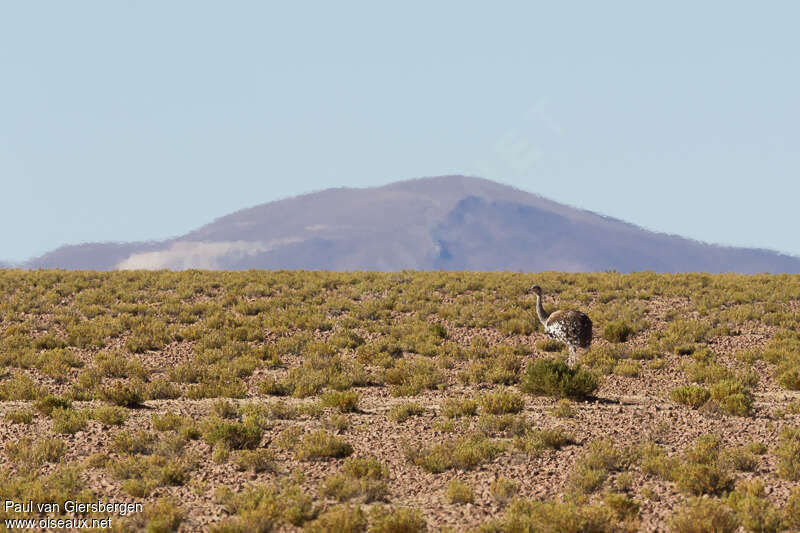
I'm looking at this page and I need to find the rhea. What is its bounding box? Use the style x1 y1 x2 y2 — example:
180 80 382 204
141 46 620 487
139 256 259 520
530 285 592 365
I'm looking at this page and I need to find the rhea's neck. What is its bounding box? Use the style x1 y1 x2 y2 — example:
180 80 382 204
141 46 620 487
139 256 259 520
535 294 549 326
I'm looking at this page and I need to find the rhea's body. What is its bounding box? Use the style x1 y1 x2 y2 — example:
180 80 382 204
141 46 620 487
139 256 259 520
530 285 592 365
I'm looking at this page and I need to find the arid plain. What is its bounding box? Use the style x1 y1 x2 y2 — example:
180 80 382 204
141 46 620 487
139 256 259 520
1 270 800 532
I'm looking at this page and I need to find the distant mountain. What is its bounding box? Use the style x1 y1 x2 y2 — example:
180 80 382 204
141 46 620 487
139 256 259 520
21 176 800 273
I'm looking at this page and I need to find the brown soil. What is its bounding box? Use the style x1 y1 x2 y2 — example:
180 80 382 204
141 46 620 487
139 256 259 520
2 292 800 532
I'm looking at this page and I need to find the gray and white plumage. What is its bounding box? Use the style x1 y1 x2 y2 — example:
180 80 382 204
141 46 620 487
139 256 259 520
530 285 592 364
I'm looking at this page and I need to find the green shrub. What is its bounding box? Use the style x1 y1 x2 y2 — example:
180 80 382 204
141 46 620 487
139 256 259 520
91 405 129 426
514 427 574 456
387 402 425 422
675 463 735 496
580 344 624 374
550 399 576 418
441 398 478 419
613 360 640 377
51 407 89 434
233 449 275 473
4 409 34 424
665 435 735 496
670 385 711 409
322 390 360 413
477 414 530 437
683 357 731 384
536 339 565 352
726 480 782 533
99 380 145 407
479 388 524 414
201 418 263 450
776 426 800 481
567 439 630 494
258 376 293 396
494 498 637 533
325 414 349 434
0 373 45 400
111 429 156 455
384 357 445 396
721 446 759 472
274 426 303 451
709 380 753 416
429 323 449 339
147 377 181 400
669 497 738 533
259 401 299 420
520 359 598 400
458 351 523 386
786 486 800 530
490 477 518 505
368 506 426 533
211 399 239 419
5 437 66 470
304 505 366 533
322 457 389 503
604 321 634 342
94 350 148 379
446 480 474 504
295 430 353 461
152 412 193 432
777 363 800 390
122 497 185 533
33 394 72 416
213 481 315 531
405 434 502 473
107 453 195 496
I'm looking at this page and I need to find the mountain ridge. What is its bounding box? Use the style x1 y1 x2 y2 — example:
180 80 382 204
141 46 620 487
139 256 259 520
14 175 800 273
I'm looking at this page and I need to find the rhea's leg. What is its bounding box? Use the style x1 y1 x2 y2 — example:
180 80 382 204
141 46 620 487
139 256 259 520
568 344 577 367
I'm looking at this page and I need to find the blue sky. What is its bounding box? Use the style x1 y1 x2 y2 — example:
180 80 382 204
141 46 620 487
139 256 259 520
2 1 798 262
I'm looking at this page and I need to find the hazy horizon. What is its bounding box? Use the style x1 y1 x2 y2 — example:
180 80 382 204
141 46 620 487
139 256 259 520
3 2 799 262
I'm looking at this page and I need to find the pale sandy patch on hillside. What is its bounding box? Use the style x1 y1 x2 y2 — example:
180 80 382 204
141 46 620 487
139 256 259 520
116 239 301 270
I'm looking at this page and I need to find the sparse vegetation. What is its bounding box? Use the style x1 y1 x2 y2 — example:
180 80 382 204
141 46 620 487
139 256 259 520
213 480 315 530
2 270 800 531
604 321 634 342
520 358 599 400
441 397 478 419
99 380 145 407
321 390 360 413
51 407 89 434
295 430 354 461
479 388 525 414
550 399 576 418
6 437 66 471
776 426 800 481
536 339 565 352
387 402 425 422
488 496 639 533
368 506 427 533
446 479 474 504
322 456 389 503
91 405 129 426
670 385 711 409
201 417 263 450
4 408 35 424
568 438 630 494
669 497 739 533
514 427 574 456
405 434 503 473
490 477 518 505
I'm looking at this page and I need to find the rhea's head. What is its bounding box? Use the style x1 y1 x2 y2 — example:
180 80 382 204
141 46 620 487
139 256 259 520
529 285 543 296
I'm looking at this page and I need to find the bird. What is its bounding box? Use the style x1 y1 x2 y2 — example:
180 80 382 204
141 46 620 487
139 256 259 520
529 285 592 366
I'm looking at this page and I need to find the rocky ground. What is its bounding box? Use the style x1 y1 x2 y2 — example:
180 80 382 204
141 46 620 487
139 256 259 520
1 271 799 532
